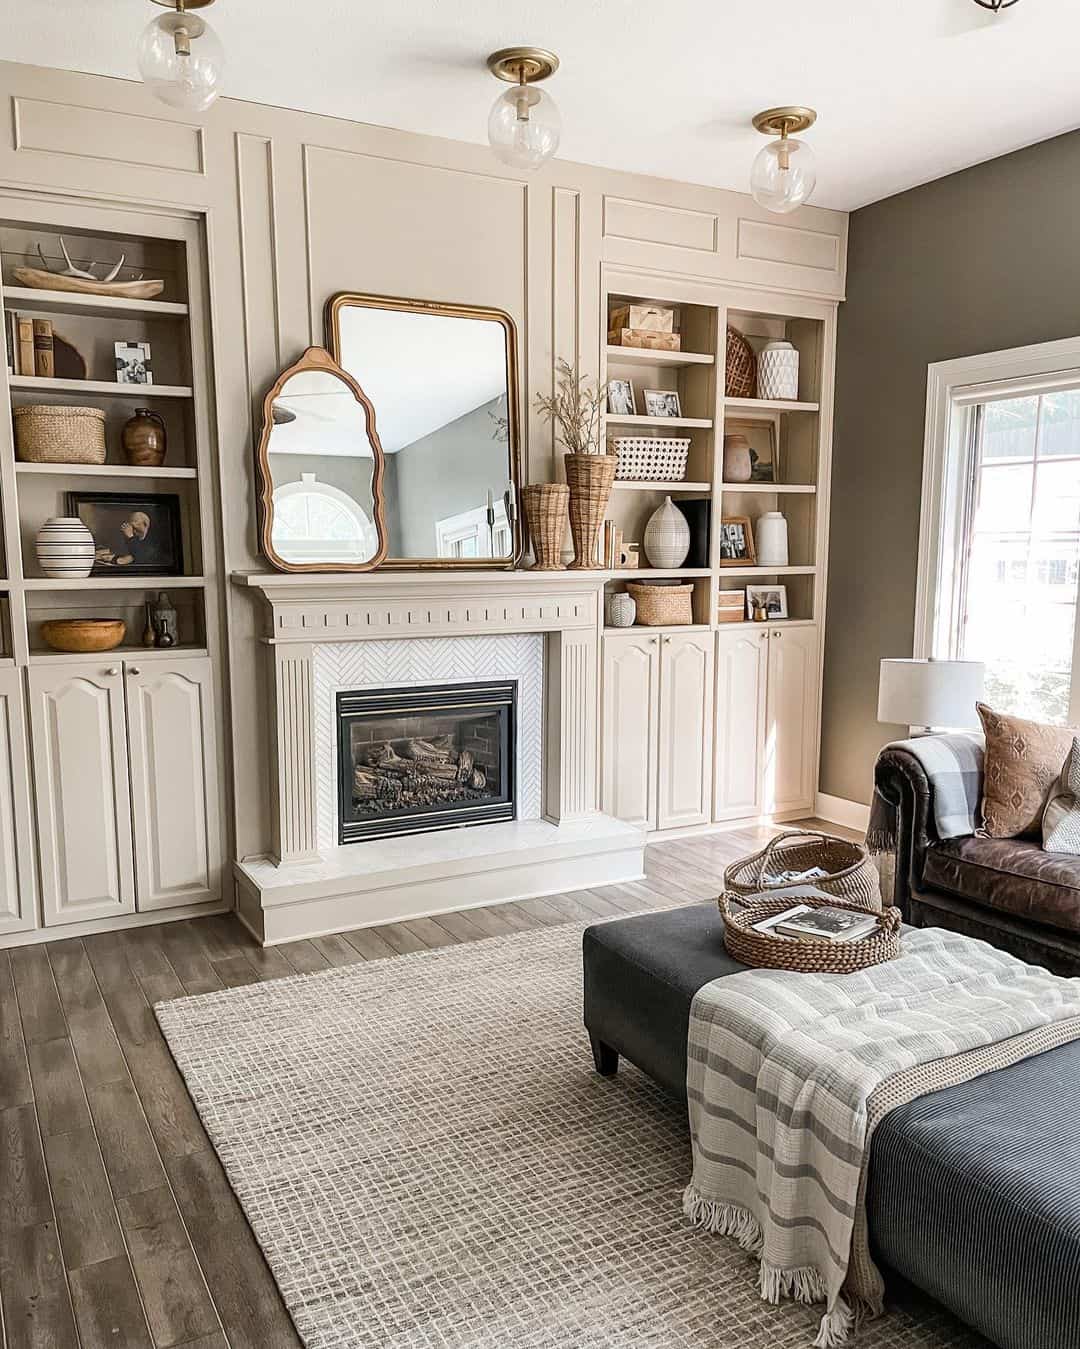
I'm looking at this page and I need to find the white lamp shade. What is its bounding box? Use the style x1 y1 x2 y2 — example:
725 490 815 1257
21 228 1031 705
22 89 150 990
878 658 985 730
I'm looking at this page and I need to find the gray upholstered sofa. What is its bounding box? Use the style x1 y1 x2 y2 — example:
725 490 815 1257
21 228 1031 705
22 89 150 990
875 741 1080 976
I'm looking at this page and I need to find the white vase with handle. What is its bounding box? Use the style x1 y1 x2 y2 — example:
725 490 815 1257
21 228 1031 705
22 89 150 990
756 511 789 567
757 340 800 401
35 516 95 579
643 496 690 569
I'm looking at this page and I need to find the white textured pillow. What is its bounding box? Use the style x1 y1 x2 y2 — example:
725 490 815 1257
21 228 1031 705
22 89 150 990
1042 735 1080 854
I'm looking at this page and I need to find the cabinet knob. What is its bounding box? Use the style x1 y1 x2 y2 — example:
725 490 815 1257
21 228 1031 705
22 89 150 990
128 666 141 676
662 635 672 644
106 666 120 677
772 630 783 639
759 631 768 641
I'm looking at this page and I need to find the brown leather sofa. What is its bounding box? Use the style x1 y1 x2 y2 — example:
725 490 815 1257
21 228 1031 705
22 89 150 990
875 744 1080 976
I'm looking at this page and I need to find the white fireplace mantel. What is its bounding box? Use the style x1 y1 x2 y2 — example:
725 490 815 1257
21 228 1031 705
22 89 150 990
231 569 643 943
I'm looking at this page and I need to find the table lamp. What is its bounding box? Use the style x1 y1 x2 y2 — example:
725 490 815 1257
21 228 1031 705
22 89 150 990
878 658 985 734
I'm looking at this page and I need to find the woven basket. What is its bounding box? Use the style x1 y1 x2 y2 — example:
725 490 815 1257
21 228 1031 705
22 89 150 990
725 830 881 911
725 327 756 399
627 580 694 626
718 891 902 973
564 452 616 569
613 437 691 483
14 405 106 464
522 483 569 570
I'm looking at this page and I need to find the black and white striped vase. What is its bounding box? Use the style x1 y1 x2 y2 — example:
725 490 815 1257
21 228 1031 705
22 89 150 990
35 516 95 579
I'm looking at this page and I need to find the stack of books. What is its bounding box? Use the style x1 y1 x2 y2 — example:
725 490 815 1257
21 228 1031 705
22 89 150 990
5 312 54 377
751 903 880 944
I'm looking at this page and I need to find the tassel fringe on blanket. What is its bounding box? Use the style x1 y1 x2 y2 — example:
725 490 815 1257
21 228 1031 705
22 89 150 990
683 1187 858 1347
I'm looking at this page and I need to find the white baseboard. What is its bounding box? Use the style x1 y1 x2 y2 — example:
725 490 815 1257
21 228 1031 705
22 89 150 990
814 792 870 833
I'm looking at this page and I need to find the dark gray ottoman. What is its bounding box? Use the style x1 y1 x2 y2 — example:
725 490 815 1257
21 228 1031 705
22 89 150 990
583 905 1080 1349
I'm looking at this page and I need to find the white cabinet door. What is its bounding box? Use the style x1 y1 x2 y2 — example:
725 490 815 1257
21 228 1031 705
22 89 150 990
29 662 135 926
0 669 37 936
714 627 769 821
601 632 659 829
765 625 820 814
125 657 223 911
657 631 714 830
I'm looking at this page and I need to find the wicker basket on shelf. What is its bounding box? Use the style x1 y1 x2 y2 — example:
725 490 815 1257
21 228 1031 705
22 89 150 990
13 405 106 464
718 891 902 973
725 327 756 399
613 437 691 483
626 581 694 626
724 829 881 910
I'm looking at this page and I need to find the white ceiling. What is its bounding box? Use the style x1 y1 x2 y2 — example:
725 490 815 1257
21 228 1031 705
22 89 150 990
4 0 1080 210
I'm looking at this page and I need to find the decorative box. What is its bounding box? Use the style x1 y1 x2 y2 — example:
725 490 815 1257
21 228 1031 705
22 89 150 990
613 436 690 482
718 591 745 624
609 303 677 334
608 328 682 352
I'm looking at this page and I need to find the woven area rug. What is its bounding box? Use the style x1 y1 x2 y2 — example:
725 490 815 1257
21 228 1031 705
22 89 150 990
155 920 986 1349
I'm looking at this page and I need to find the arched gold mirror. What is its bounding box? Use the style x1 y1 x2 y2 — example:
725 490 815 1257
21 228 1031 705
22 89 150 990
326 293 522 569
255 346 387 573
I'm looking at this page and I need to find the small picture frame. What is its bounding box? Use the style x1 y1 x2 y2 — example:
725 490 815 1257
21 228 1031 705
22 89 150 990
607 379 636 417
68 491 183 576
643 389 681 419
115 340 153 385
746 584 788 621
719 516 756 566
726 416 779 484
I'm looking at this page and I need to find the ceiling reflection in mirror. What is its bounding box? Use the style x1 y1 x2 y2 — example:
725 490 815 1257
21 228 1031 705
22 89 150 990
329 297 521 568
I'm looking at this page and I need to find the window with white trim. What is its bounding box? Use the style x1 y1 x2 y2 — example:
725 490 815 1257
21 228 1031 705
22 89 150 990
917 341 1080 724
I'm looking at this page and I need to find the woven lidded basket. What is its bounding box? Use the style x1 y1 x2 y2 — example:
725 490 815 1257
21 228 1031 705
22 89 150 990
14 404 106 464
718 891 902 973
627 580 694 626
725 327 756 399
613 437 691 483
724 829 881 911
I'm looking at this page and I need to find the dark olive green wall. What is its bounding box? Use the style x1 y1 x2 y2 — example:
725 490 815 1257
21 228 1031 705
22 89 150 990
821 129 1080 804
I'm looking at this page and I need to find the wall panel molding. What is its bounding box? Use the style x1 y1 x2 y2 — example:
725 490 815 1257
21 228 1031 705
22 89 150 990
603 196 719 253
13 97 205 175
737 218 842 274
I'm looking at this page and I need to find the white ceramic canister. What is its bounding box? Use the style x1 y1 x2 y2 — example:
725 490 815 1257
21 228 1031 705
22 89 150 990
755 511 789 567
757 340 800 401
606 591 637 628
35 516 95 579
643 495 690 569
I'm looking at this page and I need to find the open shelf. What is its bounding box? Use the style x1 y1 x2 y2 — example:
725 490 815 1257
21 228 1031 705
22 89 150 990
716 619 816 632
606 414 712 430
605 346 713 369
718 564 817 579
2 285 189 321
612 480 711 493
28 644 208 665
15 461 197 480
609 567 712 580
9 376 193 398
604 623 712 635
719 482 816 494
724 397 819 415
22 575 207 591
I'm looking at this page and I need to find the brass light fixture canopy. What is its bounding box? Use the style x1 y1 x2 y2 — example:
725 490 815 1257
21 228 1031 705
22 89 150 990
752 106 817 138
487 47 560 84
150 0 216 7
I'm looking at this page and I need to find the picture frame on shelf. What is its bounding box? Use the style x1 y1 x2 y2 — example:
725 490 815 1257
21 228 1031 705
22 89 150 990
719 516 756 566
725 416 778 484
114 340 153 385
68 490 183 576
643 389 681 419
607 379 636 417
746 584 788 621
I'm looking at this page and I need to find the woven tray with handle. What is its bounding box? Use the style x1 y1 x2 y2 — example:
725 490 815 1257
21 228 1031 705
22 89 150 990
718 891 903 973
723 829 881 911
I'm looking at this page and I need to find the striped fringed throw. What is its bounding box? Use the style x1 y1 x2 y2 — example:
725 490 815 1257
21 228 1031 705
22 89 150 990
866 732 984 853
684 927 1080 1347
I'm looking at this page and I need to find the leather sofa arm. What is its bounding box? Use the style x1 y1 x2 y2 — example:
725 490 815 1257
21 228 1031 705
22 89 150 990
873 746 942 920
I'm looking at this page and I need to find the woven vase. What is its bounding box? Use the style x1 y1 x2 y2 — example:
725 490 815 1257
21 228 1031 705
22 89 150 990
522 483 569 571
564 452 617 570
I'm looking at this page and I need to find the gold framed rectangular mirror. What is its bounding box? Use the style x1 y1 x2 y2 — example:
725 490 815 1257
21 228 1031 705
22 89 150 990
326 293 522 570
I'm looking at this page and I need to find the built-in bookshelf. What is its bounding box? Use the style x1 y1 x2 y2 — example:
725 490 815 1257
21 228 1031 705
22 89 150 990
0 198 220 665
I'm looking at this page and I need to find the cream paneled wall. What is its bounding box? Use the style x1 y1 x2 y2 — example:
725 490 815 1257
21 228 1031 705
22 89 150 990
0 59 847 872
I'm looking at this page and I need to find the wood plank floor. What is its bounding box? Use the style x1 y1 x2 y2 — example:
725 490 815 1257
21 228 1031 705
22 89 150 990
0 821 857 1349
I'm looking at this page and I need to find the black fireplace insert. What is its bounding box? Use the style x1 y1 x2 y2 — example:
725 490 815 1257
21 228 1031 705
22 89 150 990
336 680 517 844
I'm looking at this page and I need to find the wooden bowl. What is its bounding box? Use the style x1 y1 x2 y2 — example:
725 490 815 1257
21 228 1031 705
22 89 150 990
40 619 126 653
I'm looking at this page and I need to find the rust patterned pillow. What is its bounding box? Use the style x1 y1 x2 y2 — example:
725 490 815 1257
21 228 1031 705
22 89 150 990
977 702 1074 839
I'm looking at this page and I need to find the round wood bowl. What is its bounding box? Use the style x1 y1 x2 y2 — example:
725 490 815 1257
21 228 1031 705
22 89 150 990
40 619 126 653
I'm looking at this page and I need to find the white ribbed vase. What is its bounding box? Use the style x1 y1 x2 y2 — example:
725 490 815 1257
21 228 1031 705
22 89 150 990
35 516 95 579
757 341 800 401
606 592 636 628
643 496 690 569
756 511 789 567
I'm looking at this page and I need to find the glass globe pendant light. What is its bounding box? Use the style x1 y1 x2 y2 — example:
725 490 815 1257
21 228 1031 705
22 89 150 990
750 107 818 215
486 47 561 171
138 0 225 113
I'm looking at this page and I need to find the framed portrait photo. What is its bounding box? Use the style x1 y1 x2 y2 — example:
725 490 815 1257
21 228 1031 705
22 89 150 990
719 515 756 567
643 389 681 419
68 491 183 576
114 340 153 385
746 584 788 621
607 379 636 417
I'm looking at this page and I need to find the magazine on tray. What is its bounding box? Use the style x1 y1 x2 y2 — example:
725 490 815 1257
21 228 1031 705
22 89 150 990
751 903 879 943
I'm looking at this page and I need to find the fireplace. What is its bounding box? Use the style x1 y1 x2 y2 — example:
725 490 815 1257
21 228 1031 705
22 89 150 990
336 680 517 844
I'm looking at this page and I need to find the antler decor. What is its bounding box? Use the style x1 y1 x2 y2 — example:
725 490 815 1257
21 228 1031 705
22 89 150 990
37 237 136 284
13 235 165 301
